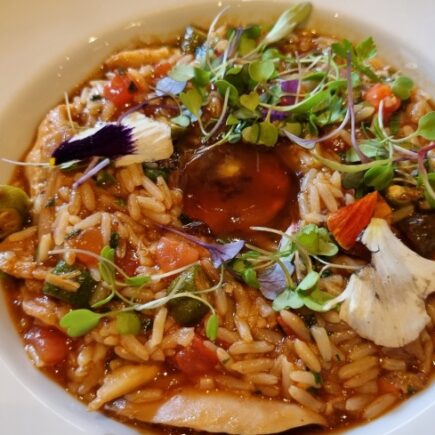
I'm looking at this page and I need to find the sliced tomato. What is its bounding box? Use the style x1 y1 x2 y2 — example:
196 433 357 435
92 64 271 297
155 234 206 272
25 326 69 366
364 83 400 120
182 144 290 235
174 335 218 378
103 74 136 107
70 227 103 267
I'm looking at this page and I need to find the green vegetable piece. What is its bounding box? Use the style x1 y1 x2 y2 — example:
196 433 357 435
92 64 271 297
242 268 259 288
240 91 260 112
417 112 435 140
242 121 279 147
364 164 394 191
206 313 219 341
248 60 275 82
261 2 312 47
180 25 206 54
169 64 195 82
215 80 239 105
116 312 141 335
43 261 96 308
284 122 302 136
125 275 152 287
0 185 31 239
346 140 387 163
291 90 330 114
95 170 115 187
167 267 209 326
295 224 338 257
244 25 261 39
143 167 169 182
60 309 103 337
392 76 414 100
297 271 319 292
109 232 120 249
180 88 203 117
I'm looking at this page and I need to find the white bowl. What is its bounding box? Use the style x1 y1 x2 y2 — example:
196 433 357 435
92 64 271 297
0 1 434 434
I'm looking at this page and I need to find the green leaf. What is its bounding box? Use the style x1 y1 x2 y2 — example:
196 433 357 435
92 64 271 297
242 121 279 147
417 112 435 140
193 67 212 87
392 76 414 100
116 312 141 335
300 288 334 312
283 122 302 136
355 37 377 61
60 309 103 337
239 34 257 56
205 313 219 341
342 171 365 190
171 114 191 127
242 268 259 288
215 80 239 105
169 64 195 82
291 90 330 114
248 60 275 82
180 87 203 117
297 271 320 292
364 164 394 190
143 167 169 182
261 2 312 47
295 224 338 257
125 275 152 287
272 289 304 311
331 39 354 59
244 25 261 39
345 140 387 163
240 92 260 112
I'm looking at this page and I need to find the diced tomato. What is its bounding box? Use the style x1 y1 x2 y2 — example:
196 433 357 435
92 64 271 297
378 377 402 397
155 234 206 272
103 74 136 107
153 61 172 79
70 227 103 267
364 83 401 120
174 335 218 378
116 243 140 276
25 326 69 366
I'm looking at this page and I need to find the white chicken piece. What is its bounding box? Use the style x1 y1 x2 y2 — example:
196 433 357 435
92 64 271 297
338 218 435 348
109 388 326 434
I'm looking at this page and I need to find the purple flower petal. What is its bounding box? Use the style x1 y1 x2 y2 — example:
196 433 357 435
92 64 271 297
160 225 245 268
155 77 187 96
258 260 294 300
281 79 299 93
52 124 134 164
72 158 110 190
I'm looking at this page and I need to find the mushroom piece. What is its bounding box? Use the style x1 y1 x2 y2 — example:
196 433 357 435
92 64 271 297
337 218 435 348
109 388 326 435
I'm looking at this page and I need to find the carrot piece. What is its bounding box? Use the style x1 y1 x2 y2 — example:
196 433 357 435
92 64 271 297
327 192 378 250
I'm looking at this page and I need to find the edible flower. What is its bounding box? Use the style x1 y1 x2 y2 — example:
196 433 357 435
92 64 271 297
51 112 173 167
